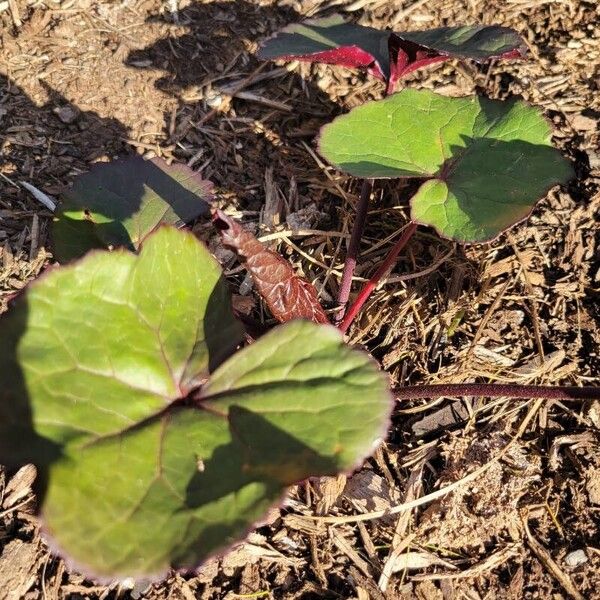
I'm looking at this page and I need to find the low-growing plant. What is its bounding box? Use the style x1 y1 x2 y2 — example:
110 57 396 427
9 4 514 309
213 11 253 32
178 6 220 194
257 15 526 95
258 14 529 320
0 12 598 583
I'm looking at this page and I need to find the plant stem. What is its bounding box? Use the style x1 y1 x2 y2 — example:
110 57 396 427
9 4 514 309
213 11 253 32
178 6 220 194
339 222 418 334
394 383 600 401
335 179 373 322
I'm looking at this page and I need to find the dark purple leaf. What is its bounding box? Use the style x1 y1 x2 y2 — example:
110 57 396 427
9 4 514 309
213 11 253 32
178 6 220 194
389 25 526 90
257 16 526 93
257 15 392 83
213 211 329 325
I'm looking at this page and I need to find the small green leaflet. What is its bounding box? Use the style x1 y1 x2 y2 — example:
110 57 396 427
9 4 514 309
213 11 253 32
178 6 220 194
318 89 573 242
0 227 391 578
52 156 213 262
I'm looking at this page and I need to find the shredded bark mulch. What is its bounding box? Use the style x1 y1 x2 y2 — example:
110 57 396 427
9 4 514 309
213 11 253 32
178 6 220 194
1 0 599 598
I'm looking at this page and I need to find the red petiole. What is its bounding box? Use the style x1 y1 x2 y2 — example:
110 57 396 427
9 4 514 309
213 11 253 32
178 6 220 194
394 383 600 402
335 179 373 322
339 222 418 334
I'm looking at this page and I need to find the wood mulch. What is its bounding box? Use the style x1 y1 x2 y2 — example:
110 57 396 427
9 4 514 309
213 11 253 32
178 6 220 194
1 0 599 598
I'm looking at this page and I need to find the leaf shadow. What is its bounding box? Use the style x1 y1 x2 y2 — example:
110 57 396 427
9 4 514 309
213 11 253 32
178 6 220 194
0 74 128 255
0 74 128 180
125 1 300 96
0 299 61 503
434 136 573 240
123 1 347 210
178 404 338 564
186 403 339 508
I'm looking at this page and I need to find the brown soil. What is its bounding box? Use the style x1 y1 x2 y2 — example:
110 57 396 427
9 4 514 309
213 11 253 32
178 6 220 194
1 0 599 598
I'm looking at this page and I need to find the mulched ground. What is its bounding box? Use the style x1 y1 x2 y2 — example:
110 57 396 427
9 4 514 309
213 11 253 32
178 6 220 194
1 0 599 598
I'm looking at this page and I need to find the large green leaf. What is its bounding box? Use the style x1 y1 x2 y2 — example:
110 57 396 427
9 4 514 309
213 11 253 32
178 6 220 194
318 89 573 242
52 156 213 262
0 228 391 578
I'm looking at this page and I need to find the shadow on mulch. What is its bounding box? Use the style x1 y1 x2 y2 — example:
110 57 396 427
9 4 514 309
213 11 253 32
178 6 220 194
126 1 300 95
0 74 129 187
123 1 349 208
0 73 131 258
1 1 343 262
0 74 133 307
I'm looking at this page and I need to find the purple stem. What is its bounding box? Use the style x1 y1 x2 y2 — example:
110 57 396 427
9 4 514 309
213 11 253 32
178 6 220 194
335 178 373 322
394 383 600 401
339 222 418 334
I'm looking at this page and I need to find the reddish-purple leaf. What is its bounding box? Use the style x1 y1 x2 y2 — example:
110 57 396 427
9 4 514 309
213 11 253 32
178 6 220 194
213 211 329 325
257 15 392 82
257 16 526 93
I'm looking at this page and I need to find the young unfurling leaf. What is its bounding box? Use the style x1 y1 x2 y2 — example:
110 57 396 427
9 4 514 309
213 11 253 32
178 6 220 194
214 210 329 324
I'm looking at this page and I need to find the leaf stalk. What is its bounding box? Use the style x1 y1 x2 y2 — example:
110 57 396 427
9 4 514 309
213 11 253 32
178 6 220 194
339 222 418 334
335 179 373 322
394 383 600 401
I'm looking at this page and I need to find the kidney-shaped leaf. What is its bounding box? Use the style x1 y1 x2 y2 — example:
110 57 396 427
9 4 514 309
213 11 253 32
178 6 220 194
318 89 573 242
257 15 525 93
52 156 213 262
0 227 390 578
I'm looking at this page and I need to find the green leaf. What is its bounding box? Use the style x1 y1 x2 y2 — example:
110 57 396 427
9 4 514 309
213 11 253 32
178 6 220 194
0 228 391 578
52 156 213 262
202 320 390 482
318 89 573 242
